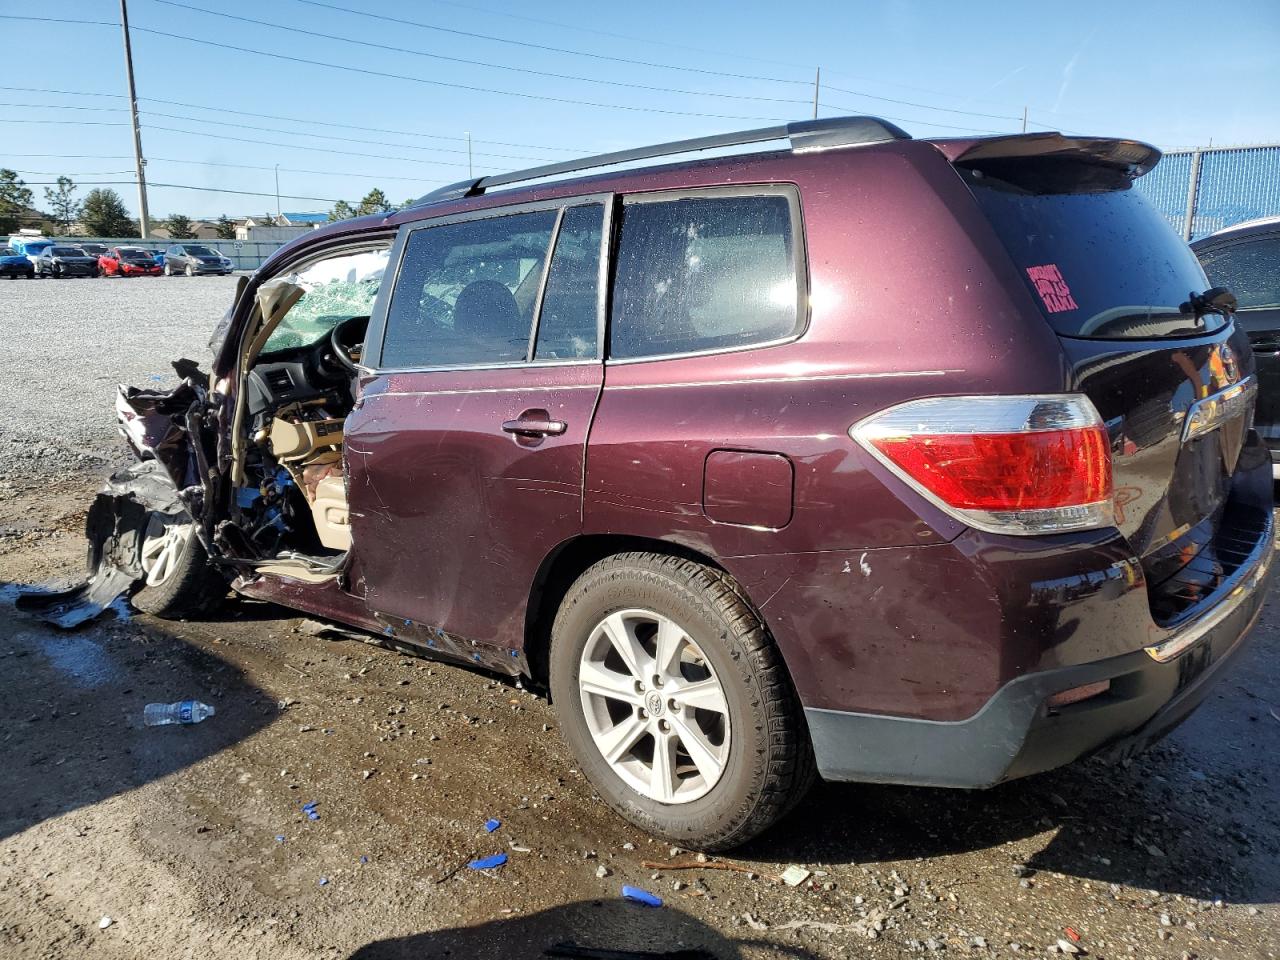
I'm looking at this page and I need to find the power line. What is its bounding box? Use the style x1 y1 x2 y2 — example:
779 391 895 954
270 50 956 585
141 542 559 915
18 179 342 203
822 83 1024 123
138 110 564 163
280 0 810 86
0 84 593 153
122 23 787 121
148 156 448 185
146 0 810 106
0 16 792 122
817 101 1010 135
142 122 511 169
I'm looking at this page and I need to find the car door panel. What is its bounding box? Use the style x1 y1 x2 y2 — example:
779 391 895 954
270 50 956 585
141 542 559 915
344 199 609 659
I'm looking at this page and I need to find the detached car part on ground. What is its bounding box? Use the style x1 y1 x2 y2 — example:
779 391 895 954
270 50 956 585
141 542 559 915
24 118 1274 851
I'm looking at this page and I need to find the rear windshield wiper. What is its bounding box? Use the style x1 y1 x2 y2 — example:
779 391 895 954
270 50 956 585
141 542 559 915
1182 287 1237 321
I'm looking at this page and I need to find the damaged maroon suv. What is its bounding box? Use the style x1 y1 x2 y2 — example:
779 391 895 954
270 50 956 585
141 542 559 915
48 117 1275 849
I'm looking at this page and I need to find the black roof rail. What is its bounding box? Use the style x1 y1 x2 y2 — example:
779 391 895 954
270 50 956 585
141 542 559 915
412 115 910 207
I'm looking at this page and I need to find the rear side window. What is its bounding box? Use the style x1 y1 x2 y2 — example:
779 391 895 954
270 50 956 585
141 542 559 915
609 192 802 360
381 210 558 368
969 173 1224 339
1197 238 1280 310
533 203 603 361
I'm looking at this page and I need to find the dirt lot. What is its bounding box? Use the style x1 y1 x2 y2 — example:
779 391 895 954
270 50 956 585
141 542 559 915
2 279 1279 959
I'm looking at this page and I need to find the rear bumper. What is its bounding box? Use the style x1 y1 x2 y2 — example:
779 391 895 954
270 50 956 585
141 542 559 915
806 508 1273 788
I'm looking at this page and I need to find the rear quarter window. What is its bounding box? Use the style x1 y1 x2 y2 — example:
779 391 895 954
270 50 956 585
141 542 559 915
1197 237 1280 310
609 191 804 360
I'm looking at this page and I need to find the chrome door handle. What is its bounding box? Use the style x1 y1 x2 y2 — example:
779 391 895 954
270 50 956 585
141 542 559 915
502 418 567 437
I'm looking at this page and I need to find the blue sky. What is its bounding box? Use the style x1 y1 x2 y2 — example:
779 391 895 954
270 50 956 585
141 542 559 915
1 0 1277 220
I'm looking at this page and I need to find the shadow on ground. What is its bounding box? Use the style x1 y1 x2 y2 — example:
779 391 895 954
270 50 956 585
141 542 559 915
740 698 1278 905
349 899 820 960
0 585 275 841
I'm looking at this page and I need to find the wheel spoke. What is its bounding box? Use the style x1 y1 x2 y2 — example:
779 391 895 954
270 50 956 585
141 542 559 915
675 677 729 716
650 730 679 803
668 713 724 783
598 613 647 680
595 712 648 765
579 660 642 705
653 617 685 680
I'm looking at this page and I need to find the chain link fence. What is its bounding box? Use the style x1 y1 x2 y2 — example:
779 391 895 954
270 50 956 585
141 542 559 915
1136 143 1280 241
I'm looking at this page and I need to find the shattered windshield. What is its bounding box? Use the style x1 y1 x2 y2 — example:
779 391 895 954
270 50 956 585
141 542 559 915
260 247 391 353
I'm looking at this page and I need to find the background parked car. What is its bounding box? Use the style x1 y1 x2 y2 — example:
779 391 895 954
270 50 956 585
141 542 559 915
0 253 35 279
1192 217 1280 477
77 242 109 258
99 246 162 277
34 244 99 278
8 236 55 266
163 243 232 276
150 248 166 268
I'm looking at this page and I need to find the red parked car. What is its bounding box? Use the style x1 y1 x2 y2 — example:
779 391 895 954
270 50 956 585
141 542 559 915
49 117 1272 850
99 246 162 277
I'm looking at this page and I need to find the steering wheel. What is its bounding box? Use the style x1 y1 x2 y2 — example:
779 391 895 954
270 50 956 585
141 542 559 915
328 316 369 374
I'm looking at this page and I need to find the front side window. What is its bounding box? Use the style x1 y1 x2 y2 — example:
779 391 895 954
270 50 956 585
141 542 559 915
609 193 802 360
1198 238 1280 311
260 245 391 353
380 209 558 368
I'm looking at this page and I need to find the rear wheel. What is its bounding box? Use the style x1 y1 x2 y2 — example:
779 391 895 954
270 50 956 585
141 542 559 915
184 263 194 277
130 511 227 618
549 553 814 851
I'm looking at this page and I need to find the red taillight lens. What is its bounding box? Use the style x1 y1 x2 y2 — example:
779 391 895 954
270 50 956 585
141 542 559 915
851 395 1114 535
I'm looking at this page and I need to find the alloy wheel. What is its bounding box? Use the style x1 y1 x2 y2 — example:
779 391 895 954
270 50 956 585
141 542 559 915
139 515 193 587
577 608 731 804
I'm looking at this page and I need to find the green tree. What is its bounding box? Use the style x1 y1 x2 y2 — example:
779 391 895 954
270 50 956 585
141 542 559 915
214 214 236 239
328 199 356 222
0 169 34 234
80 188 135 237
399 198 416 211
355 188 391 216
164 213 196 240
43 176 81 235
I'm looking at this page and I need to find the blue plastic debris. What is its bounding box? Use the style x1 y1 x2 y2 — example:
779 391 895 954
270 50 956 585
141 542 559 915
484 818 501 833
467 853 508 870
275 834 286 843
621 886 663 908
318 876 328 886
359 855 369 864
301 801 320 821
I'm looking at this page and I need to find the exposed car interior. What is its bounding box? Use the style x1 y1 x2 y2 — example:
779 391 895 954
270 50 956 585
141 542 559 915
226 243 389 573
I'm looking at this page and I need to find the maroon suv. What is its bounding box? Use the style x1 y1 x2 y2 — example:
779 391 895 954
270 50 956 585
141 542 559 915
63 117 1274 850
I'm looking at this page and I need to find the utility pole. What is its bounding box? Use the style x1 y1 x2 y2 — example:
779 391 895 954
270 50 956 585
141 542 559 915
119 0 150 238
466 132 473 178
274 164 281 219
812 67 821 120
1021 106 1028 133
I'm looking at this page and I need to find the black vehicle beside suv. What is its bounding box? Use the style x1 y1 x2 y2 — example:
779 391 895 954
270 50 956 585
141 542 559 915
35 245 99 278
163 243 232 276
1193 217 1280 477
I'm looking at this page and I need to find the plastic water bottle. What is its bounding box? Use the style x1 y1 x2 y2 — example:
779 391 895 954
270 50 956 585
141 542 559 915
143 700 216 726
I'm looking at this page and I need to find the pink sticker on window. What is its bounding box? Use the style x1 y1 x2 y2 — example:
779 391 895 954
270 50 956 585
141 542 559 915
1025 263 1079 314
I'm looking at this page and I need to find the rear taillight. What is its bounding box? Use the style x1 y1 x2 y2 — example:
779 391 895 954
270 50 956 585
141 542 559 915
851 395 1113 535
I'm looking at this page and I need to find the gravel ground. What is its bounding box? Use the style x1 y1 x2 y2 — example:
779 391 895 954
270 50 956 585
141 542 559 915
1 280 1278 959
0 274 236 480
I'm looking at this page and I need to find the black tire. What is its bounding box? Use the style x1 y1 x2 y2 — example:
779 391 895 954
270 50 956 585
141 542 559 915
549 552 815 851
130 511 228 618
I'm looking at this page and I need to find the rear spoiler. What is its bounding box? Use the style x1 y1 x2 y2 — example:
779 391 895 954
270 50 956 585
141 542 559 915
931 132 1161 179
